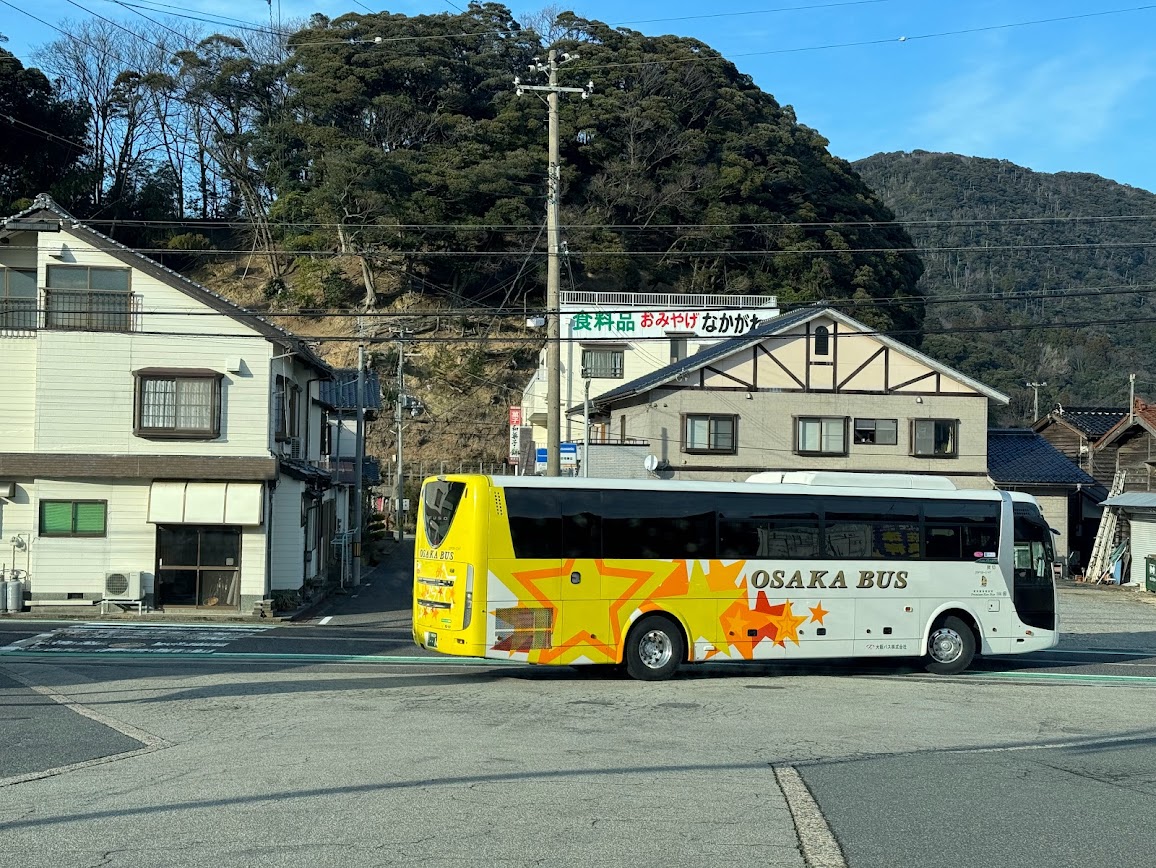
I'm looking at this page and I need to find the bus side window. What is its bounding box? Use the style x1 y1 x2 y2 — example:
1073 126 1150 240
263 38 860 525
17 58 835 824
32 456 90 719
505 489 562 558
562 491 602 559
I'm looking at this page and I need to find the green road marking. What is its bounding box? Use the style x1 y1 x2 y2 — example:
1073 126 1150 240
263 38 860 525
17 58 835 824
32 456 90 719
0 650 522 666
964 669 1156 684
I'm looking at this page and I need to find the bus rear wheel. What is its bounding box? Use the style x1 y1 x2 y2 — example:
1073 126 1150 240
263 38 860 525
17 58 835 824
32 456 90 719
624 615 685 681
924 615 976 675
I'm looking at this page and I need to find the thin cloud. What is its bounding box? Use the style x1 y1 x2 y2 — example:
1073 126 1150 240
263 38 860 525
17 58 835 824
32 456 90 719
916 51 1154 159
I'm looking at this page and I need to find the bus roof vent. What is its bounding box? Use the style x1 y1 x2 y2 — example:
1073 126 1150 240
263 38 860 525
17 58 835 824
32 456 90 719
746 471 957 491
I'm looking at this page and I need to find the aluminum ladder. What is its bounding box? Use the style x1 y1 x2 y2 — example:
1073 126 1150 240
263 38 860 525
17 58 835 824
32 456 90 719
1086 470 1126 583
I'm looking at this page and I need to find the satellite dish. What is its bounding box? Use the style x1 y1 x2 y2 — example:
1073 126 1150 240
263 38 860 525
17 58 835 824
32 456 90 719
643 454 659 472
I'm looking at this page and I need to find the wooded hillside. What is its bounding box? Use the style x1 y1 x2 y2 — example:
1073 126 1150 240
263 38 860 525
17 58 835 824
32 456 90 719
854 150 1156 421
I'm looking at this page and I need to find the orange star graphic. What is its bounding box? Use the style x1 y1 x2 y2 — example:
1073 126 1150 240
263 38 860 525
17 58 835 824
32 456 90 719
766 600 808 647
809 602 829 625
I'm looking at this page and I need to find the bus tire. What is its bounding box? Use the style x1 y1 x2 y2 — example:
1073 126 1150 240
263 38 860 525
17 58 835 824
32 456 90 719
924 615 976 675
624 615 685 681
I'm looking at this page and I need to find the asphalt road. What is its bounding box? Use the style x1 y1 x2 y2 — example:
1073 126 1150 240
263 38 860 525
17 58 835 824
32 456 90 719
3 547 1156 867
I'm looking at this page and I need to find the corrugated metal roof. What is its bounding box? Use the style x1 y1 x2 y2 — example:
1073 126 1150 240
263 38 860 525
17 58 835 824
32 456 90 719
1102 493 1156 509
987 428 1096 486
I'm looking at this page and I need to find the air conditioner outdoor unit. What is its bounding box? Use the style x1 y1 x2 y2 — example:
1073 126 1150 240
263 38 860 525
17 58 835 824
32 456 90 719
104 571 142 600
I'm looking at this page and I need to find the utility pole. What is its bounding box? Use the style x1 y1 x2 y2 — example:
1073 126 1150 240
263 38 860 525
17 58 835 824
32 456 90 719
395 333 405 543
353 345 365 587
1129 372 1136 423
1026 381 1047 422
516 51 593 476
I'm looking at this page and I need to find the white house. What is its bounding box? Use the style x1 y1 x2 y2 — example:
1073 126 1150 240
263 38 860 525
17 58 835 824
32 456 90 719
0 195 351 612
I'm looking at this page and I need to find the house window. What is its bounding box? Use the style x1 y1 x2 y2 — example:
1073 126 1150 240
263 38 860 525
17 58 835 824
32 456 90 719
581 347 624 379
683 414 736 454
797 417 847 455
134 369 222 439
669 336 688 364
854 418 898 445
912 419 958 457
274 375 301 444
0 268 37 329
44 265 133 332
39 500 107 537
814 325 830 356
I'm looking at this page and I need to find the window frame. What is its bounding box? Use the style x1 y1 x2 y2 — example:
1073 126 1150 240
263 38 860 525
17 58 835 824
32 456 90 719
44 265 134 332
580 345 625 380
814 325 830 356
911 418 959 458
0 267 38 329
133 368 223 440
39 499 108 538
795 416 849 456
682 413 738 455
853 418 899 446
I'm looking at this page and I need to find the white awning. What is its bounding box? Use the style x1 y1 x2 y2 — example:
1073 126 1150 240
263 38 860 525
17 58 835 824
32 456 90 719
148 481 263 525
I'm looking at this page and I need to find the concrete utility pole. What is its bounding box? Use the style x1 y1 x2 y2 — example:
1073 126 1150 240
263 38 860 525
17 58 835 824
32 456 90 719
516 51 593 476
1026 381 1047 423
353 345 365 587
1130 372 1137 423
395 334 405 543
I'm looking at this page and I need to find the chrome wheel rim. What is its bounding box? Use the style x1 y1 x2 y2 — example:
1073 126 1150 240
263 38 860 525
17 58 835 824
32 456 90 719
929 627 964 664
638 629 673 669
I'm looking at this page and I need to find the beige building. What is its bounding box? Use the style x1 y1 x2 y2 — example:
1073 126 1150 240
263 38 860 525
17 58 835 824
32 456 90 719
578 306 1008 486
0 195 359 612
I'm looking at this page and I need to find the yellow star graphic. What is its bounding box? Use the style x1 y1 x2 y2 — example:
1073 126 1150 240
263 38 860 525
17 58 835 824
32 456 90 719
809 602 829 625
767 600 808 647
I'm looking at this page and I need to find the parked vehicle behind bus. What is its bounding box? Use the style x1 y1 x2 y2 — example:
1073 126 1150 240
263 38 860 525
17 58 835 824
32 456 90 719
413 472 1058 681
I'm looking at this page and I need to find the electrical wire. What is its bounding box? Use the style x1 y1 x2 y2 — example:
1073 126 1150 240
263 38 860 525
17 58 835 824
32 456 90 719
69 213 1156 230
0 113 89 150
27 240 1156 257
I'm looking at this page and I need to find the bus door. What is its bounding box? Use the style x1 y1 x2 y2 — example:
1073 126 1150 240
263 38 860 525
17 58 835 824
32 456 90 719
825 502 924 656
559 491 610 661
1012 503 1057 631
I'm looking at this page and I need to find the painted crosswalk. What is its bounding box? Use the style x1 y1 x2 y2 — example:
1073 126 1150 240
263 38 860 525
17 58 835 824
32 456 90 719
0 623 273 655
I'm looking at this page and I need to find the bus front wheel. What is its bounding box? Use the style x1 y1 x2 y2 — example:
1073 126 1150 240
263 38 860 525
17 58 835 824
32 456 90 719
624 615 685 681
924 615 976 675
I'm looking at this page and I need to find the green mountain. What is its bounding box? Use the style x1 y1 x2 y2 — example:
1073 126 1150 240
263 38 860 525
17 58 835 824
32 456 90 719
853 150 1156 421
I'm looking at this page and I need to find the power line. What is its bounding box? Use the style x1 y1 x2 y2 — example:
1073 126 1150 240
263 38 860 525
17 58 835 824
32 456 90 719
615 0 897 27
70 213 1156 230
19 314 1156 345
36 240 1156 257
576 3 1156 70
0 113 89 150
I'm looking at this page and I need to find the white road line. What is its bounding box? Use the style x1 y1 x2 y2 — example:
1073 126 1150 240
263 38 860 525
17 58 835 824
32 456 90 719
318 616 333 625
0 665 171 787
773 765 847 868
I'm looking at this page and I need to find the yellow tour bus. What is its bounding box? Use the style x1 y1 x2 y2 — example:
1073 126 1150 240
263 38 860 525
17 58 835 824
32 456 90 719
412 471 1059 680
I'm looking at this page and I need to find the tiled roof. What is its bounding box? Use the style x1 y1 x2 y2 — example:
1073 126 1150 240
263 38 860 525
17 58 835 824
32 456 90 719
1094 399 1156 448
1048 405 1127 438
987 428 1096 486
319 368 382 410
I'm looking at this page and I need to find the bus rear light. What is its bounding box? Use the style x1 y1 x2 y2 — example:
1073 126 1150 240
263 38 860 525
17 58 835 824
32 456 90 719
463 566 475 629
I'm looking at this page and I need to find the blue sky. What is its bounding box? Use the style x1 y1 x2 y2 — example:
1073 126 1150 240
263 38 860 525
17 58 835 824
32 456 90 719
4 0 1156 191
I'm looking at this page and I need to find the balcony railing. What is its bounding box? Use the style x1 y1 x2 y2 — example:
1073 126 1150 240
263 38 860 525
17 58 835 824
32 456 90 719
43 289 138 332
0 298 37 332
